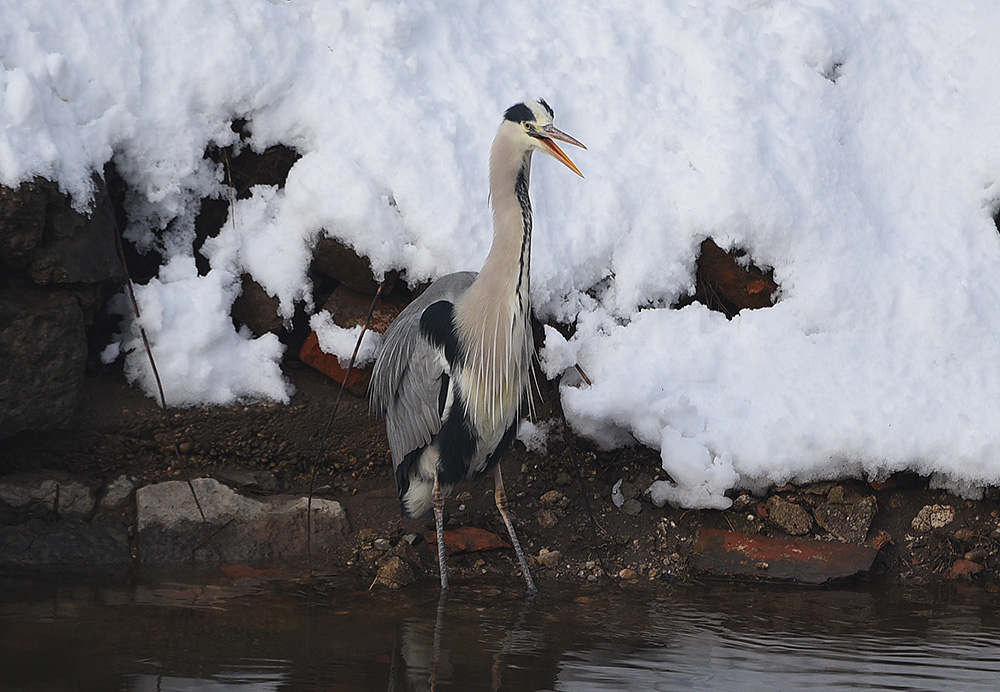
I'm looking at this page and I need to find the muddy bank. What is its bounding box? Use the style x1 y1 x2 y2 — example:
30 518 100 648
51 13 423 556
1 365 998 591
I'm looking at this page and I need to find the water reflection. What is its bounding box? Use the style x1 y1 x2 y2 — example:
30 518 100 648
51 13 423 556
2 571 999 692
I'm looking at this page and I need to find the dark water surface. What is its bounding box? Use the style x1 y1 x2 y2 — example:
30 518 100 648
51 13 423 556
2 569 999 691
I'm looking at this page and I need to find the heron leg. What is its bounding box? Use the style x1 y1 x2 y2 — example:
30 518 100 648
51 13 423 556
433 471 449 592
494 464 538 595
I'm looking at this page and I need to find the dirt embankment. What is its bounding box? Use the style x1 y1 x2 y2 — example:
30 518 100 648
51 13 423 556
1 364 998 592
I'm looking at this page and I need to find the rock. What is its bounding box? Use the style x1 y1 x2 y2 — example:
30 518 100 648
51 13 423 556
827 485 846 503
540 490 564 505
230 274 283 336
813 496 877 543
0 180 46 268
298 330 368 394
536 508 559 528
911 504 956 532
0 520 131 566
0 474 95 520
952 527 977 543
374 555 418 588
136 478 348 564
949 558 984 579
373 538 425 588
312 235 389 295
0 288 86 437
214 468 279 493
28 178 121 286
731 492 755 511
300 284 408 391
766 496 813 535
618 568 638 581
0 176 121 285
319 283 405 335
424 526 509 555
680 238 778 317
536 548 562 569
692 528 881 584
623 499 642 516
99 475 138 511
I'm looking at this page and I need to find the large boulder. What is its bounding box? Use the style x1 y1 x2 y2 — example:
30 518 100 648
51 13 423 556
0 288 86 437
0 176 121 285
0 175 122 437
136 478 349 564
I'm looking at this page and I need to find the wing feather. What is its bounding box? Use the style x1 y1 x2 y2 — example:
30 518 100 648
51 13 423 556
370 272 477 468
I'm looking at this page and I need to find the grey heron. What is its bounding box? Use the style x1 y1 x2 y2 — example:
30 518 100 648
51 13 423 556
369 99 585 594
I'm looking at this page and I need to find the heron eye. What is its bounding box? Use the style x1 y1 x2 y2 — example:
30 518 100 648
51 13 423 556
523 122 533 132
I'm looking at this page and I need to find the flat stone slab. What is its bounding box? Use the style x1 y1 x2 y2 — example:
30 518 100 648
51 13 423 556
136 478 348 564
0 473 95 520
691 528 880 584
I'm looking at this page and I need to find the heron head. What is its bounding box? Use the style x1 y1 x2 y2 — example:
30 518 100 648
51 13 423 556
501 100 586 177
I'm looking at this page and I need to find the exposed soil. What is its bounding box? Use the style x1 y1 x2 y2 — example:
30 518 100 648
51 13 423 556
2 361 999 592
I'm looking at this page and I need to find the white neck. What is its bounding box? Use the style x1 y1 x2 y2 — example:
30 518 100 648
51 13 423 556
452 123 535 433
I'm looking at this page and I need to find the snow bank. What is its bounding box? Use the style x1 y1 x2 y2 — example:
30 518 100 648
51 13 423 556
4 0 1000 506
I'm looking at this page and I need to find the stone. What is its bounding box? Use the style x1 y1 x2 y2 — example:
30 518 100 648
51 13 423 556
948 558 984 579
540 490 564 505
766 496 813 535
135 478 348 564
911 504 956 532
0 474 95 520
312 235 389 295
230 274 283 336
618 568 638 580
813 496 878 543
622 499 643 516
100 475 138 511
680 238 778 317
214 468 279 493
0 176 120 284
692 528 881 584
299 330 368 394
0 288 86 437
536 508 559 528
424 526 508 555
536 548 562 569
319 283 406 335
374 555 418 588
27 177 121 286
300 284 409 391
0 520 131 566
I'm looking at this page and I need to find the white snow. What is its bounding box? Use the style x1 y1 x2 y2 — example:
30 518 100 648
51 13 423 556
310 313 381 369
4 0 1000 507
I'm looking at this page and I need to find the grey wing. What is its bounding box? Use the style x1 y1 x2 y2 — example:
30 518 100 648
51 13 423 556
369 271 477 468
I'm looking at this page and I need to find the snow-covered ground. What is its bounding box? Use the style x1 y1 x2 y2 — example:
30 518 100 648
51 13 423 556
4 0 1000 508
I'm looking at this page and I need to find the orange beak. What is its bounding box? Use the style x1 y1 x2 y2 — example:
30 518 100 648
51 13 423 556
534 125 586 178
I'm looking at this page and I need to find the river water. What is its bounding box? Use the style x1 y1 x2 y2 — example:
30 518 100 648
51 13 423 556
2 570 998 691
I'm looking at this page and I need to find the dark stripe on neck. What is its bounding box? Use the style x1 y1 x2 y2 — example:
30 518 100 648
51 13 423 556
513 161 532 311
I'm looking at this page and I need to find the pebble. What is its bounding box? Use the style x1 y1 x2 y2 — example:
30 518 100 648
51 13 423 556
540 490 564 505
536 548 562 569
536 509 559 529
622 499 642 516
374 556 417 589
618 568 638 580
766 496 813 535
911 504 956 532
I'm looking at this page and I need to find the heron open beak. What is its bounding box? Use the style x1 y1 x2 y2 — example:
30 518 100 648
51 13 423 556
535 125 586 178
